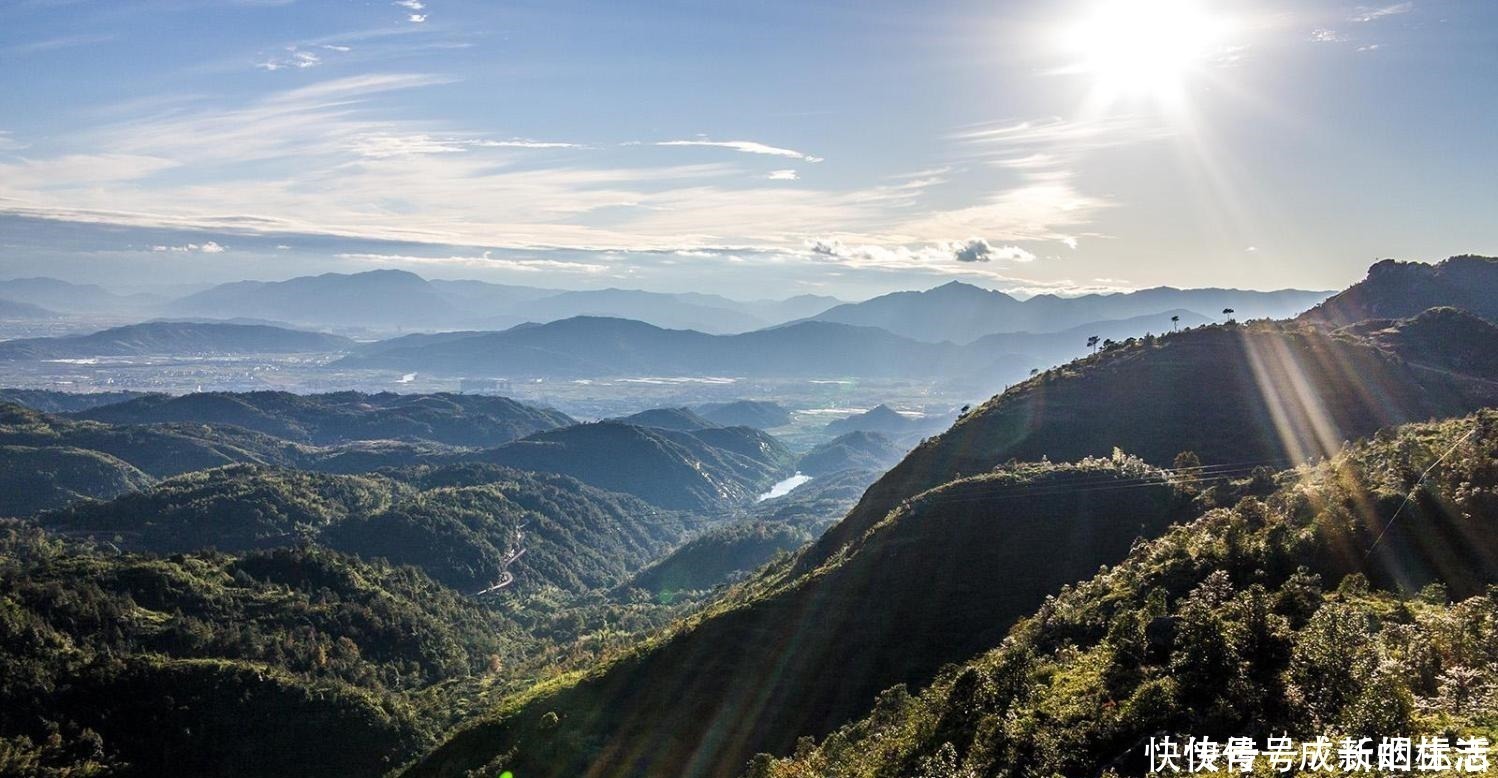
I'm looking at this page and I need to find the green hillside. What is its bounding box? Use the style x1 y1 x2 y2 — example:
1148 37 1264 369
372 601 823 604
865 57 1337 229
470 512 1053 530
757 411 1498 777
468 422 794 510
75 390 574 448
404 457 1196 777
41 464 699 593
0 445 153 517
808 315 1498 577
0 530 523 776
0 402 303 481
797 431 905 477
1300 255 1498 326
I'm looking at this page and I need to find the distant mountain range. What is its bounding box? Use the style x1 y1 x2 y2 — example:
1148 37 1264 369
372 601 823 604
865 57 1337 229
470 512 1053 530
3 268 1337 342
0 321 354 360
158 269 844 334
0 297 61 320
805 280 1330 343
337 317 989 380
0 277 160 315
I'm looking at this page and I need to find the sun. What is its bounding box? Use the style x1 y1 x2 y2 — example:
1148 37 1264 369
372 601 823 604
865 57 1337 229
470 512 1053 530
1061 0 1231 105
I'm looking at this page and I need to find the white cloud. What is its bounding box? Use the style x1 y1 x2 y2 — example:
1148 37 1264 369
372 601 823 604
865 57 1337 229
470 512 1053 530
394 0 425 8
351 133 468 157
952 238 1034 263
0 78 1115 272
257 48 322 71
767 169 798 181
152 241 227 253
0 154 178 187
1310 28 1347 43
340 251 610 274
322 44 352 53
408 14 428 23
0 131 25 152
1357 44 1382 52
654 139 824 163
807 237 1036 269
1351 2 1413 22
953 116 1172 156
472 139 584 149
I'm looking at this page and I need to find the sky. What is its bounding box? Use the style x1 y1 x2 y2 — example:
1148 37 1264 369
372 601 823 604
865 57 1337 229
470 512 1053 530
0 0 1495 301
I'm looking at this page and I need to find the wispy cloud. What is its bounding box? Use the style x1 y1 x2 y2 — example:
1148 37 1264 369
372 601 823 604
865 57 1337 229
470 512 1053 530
340 251 610 274
4 33 115 56
474 139 584 149
952 115 1171 154
1310 28 1347 43
1351 2 1413 22
152 241 226 253
257 48 322 71
654 139 824 163
0 77 1115 279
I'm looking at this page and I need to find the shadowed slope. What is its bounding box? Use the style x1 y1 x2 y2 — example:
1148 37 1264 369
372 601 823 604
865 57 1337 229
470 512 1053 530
404 461 1191 778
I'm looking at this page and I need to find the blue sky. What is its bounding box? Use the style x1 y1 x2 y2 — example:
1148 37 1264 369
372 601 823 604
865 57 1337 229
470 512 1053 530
1 0 1494 300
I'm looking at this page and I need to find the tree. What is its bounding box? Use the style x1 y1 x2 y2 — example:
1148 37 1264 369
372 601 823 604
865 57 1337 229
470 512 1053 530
1170 314 1180 332
1087 335 1100 353
1222 307 1236 323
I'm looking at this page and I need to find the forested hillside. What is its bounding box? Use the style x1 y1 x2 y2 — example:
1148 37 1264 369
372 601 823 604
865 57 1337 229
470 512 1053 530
807 313 1498 576
41 464 699 593
74 391 574 448
0 530 518 776
757 412 1498 777
406 410 1498 778
405 457 1198 777
468 422 793 510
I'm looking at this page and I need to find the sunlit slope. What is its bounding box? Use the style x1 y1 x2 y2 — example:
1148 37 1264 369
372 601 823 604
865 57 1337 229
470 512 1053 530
759 411 1498 777
405 461 1193 778
808 317 1498 574
1300 255 1498 327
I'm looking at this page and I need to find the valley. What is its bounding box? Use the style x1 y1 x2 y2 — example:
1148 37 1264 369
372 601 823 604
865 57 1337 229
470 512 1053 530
0 255 1496 777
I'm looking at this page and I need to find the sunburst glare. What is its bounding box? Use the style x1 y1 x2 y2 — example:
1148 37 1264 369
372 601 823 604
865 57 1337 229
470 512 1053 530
1059 0 1237 112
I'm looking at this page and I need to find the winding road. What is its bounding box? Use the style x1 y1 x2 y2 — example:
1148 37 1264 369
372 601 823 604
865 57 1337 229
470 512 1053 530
470 525 527 598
